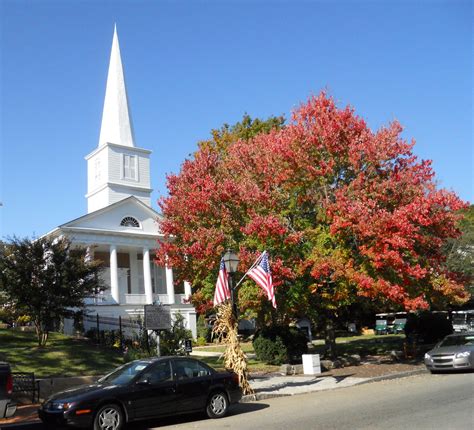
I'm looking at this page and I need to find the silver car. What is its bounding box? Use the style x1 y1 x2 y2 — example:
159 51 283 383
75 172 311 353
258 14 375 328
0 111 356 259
424 333 474 373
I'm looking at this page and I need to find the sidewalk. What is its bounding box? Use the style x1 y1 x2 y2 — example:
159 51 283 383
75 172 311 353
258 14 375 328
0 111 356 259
0 359 427 426
244 365 426 401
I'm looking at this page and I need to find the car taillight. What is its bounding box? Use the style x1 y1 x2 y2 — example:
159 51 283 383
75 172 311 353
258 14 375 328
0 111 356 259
232 373 239 385
6 373 13 395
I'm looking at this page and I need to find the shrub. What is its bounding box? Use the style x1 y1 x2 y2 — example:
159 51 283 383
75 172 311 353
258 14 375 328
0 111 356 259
196 314 212 342
404 311 453 344
195 336 207 347
16 315 31 325
123 348 153 362
158 313 192 356
253 326 308 365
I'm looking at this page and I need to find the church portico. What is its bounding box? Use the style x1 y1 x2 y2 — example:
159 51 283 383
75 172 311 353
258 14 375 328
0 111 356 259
61 231 188 307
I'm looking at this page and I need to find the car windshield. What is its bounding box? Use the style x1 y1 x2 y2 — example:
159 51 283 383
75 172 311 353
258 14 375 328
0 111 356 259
439 335 474 347
98 361 149 385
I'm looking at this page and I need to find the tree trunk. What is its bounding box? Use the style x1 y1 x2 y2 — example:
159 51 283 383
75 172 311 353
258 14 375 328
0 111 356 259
324 313 337 359
35 320 49 347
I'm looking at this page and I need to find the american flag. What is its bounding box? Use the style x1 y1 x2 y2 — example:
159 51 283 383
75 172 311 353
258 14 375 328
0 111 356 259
248 251 276 308
213 257 231 306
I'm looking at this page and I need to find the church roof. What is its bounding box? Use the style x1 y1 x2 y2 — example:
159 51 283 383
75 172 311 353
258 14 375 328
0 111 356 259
47 196 164 240
98 24 135 148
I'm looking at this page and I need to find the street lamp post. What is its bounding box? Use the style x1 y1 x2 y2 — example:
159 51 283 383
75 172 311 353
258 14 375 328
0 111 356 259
222 249 240 318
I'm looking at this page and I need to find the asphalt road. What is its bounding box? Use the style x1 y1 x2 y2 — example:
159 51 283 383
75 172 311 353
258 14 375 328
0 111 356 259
141 372 474 430
5 372 473 430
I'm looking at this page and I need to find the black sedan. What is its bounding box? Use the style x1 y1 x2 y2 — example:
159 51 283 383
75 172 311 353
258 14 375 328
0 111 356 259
39 357 242 429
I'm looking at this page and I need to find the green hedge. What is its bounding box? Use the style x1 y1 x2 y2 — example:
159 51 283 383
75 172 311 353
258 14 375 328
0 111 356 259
253 326 308 365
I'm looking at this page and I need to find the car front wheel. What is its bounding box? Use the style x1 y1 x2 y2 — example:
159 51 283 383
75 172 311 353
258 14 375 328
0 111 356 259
206 391 228 418
93 404 123 430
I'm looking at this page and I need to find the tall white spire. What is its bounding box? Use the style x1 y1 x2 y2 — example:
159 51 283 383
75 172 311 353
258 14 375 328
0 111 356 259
98 24 135 147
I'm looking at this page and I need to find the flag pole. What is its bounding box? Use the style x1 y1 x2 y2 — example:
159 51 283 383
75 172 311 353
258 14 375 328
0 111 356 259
234 251 266 289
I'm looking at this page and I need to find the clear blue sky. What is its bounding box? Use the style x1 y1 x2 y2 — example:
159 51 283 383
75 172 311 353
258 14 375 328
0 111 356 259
0 0 472 239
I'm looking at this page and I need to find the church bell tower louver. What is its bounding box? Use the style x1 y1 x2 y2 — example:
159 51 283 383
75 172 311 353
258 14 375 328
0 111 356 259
85 25 152 213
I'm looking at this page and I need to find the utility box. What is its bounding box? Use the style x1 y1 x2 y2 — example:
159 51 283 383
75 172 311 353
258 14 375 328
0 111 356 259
302 354 321 375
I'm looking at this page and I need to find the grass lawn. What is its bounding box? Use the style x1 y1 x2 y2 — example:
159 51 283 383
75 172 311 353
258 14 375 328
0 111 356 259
309 334 405 356
196 334 406 358
197 355 280 373
194 342 255 354
0 329 124 377
0 328 405 379
0 329 279 377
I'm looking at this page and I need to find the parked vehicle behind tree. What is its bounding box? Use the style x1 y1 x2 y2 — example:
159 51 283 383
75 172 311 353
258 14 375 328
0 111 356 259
451 310 474 333
0 362 16 419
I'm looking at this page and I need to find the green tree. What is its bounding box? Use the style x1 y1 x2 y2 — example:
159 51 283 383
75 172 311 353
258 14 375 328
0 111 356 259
158 313 193 356
0 236 104 346
198 113 285 155
444 205 474 297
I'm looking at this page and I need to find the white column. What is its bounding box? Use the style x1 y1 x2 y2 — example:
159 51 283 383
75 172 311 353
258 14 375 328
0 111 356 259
184 281 192 299
85 246 94 263
143 247 153 305
129 249 138 294
110 245 119 303
166 265 175 304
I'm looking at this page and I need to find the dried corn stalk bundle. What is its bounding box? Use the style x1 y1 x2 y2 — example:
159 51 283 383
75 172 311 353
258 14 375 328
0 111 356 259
212 302 254 395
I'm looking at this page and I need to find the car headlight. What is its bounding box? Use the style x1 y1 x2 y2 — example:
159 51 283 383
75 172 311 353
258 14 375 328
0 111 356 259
49 402 75 411
455 351 470 358
424 353 431 359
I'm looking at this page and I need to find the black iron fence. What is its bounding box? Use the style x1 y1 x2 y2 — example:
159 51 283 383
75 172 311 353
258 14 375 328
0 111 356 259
82 314 147 350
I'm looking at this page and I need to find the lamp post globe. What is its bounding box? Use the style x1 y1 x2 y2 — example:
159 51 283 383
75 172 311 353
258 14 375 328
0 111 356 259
223 249 239 274
223 249 239 317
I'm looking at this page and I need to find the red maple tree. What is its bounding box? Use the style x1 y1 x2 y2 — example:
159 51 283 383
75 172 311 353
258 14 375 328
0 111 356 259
156 93 469 346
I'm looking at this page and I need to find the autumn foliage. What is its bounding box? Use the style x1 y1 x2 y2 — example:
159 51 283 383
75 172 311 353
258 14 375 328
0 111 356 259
156 93 469 321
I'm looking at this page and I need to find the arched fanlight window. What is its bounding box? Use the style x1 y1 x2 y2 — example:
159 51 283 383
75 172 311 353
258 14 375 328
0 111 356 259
120 216 140 228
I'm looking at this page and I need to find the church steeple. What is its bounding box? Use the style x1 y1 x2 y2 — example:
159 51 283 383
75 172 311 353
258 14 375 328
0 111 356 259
85 26 152 214
98 24 135 148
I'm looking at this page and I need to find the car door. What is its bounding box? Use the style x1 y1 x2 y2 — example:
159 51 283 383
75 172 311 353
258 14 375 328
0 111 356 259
128 360 177 420
172 359 213 413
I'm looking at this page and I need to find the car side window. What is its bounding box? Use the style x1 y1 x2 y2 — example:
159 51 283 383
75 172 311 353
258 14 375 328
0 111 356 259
139 361 171 385
173 360 212 380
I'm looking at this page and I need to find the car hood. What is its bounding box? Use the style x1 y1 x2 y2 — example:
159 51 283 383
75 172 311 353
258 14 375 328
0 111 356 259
47 383 119 402
428 345 474 355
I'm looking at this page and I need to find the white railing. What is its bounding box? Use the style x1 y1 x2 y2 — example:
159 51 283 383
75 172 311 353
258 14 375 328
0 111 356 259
87 293 190 306
123 294 147 305
84 295 115 305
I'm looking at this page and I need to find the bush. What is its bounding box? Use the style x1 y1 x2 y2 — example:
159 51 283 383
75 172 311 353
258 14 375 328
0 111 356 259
404 311 453 344
16 315 31 325
158 313 192 356
253 326 308 365
195 336 207 347
196 314 212 342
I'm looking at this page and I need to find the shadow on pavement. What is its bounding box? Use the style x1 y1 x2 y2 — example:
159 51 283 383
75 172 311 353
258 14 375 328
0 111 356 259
127 403 269 429
1 404 269 430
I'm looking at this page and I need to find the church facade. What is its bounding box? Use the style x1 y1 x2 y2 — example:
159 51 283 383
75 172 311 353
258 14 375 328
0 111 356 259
46 27 197 337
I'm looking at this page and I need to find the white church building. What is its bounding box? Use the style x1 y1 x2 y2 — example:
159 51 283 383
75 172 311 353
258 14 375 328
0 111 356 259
47 27 197 338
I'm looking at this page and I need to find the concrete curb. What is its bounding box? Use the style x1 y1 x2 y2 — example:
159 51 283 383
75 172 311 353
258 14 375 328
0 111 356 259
354 368 428 386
